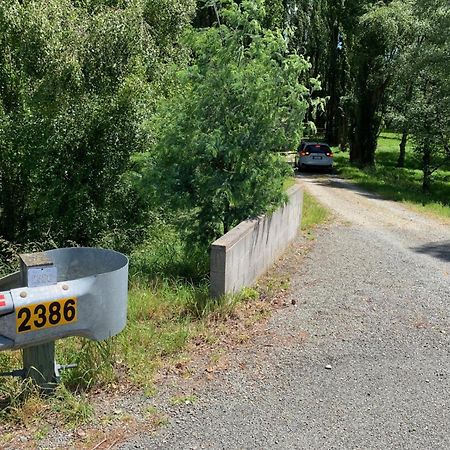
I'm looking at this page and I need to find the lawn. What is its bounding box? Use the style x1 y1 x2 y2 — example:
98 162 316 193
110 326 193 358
333 132 450 220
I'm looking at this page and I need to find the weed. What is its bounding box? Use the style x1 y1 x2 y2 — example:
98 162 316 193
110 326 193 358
170 394 197 406
0 377 39 424
144 384 157 398
261 274 291 297
301 191 330 231
244 307 271 327
145 405 168 427
0 432 14 446
0 377 92 429
210 349 224 365
33 424 50 441
10 389 48 427
59 339 117 391
236 333 251 343
51 385 93 427
237 287 259 302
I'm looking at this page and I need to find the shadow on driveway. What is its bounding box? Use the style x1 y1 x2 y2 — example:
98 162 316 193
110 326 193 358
296 173 384 201
411 240 450 262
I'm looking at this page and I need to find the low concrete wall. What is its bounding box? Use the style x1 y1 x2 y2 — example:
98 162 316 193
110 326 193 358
210 185 303 297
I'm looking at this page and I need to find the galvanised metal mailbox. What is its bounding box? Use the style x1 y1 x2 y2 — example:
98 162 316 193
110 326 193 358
0 248 128 387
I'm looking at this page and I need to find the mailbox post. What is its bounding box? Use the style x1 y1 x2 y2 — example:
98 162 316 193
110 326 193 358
20 252 59 389
0 247 129 390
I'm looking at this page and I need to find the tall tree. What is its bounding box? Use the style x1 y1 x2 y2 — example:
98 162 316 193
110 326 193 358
323 0 349 146
348 0 412 166
0 0 195 245
153 0 322 243
406 0 450 192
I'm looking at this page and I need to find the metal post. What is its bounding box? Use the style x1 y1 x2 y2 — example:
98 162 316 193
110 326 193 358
19 253 59 391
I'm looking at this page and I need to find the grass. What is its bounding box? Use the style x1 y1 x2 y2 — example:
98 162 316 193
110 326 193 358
169 394 197 406
145 405 168 427
0 277 257 431
0 377 92 430
333 132 450 220
283 176 297 190
301 191 330 232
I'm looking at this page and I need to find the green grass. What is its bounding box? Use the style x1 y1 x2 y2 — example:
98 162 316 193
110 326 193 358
333 132 450 220
283 177 297 190
301 191 330 231
0 276 256 430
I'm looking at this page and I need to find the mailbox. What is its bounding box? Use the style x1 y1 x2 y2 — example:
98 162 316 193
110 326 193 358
0 247 128 352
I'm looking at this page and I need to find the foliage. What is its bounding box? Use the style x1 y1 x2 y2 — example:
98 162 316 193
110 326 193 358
0 0 195 248
301 191 330 232
403 0 450 191
346 0 414 166
384 0 450 190
0 0 449 426
152 0 321 244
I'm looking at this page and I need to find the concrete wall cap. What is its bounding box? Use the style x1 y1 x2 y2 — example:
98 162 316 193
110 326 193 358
211 184 301 252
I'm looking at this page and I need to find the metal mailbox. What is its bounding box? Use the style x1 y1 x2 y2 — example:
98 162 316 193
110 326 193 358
0 247 128 352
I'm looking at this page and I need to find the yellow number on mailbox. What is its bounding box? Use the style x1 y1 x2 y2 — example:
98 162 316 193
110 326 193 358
16 297 77 333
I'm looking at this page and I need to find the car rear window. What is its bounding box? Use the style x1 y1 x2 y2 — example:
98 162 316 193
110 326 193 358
305 144 330 154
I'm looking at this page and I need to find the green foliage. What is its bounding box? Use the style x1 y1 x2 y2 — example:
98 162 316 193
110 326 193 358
0 0 195 248
262 0 285 30
405 0 450 191
347 0 414 166
129 217 209 282
152 0 321 243
1 0 448 426
59 340 117 391
385 0 450 190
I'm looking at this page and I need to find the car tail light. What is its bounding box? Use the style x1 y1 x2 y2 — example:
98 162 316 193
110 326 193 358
326 152 333 157
300 151 310 156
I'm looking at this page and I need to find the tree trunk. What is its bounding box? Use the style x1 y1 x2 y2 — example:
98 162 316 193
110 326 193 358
349 97 378 166
422 144 432 194
396 129 408 168
350 61 386 167
325 23 340 146
339 115 349 152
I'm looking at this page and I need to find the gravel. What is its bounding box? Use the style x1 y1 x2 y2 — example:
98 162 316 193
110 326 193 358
118 175 450 450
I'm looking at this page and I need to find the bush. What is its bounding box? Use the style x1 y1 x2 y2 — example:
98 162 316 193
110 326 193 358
150 0 322 245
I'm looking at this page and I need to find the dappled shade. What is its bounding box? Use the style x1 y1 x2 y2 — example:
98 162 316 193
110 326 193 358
412 241 450 262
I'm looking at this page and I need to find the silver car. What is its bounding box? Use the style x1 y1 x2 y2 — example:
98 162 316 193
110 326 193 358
295 142 333 171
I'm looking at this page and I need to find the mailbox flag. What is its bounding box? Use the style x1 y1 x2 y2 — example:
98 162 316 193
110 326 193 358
0 294 5 307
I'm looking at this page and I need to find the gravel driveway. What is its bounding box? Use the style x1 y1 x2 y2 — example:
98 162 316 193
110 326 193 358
120 175 450 450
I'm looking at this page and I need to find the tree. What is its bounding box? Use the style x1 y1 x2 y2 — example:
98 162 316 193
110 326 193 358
405 0 450 192
348 0 413 166
0 0 195 246
153 0 321 244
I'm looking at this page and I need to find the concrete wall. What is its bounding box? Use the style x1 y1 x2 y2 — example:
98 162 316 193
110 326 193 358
210 185 303 297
